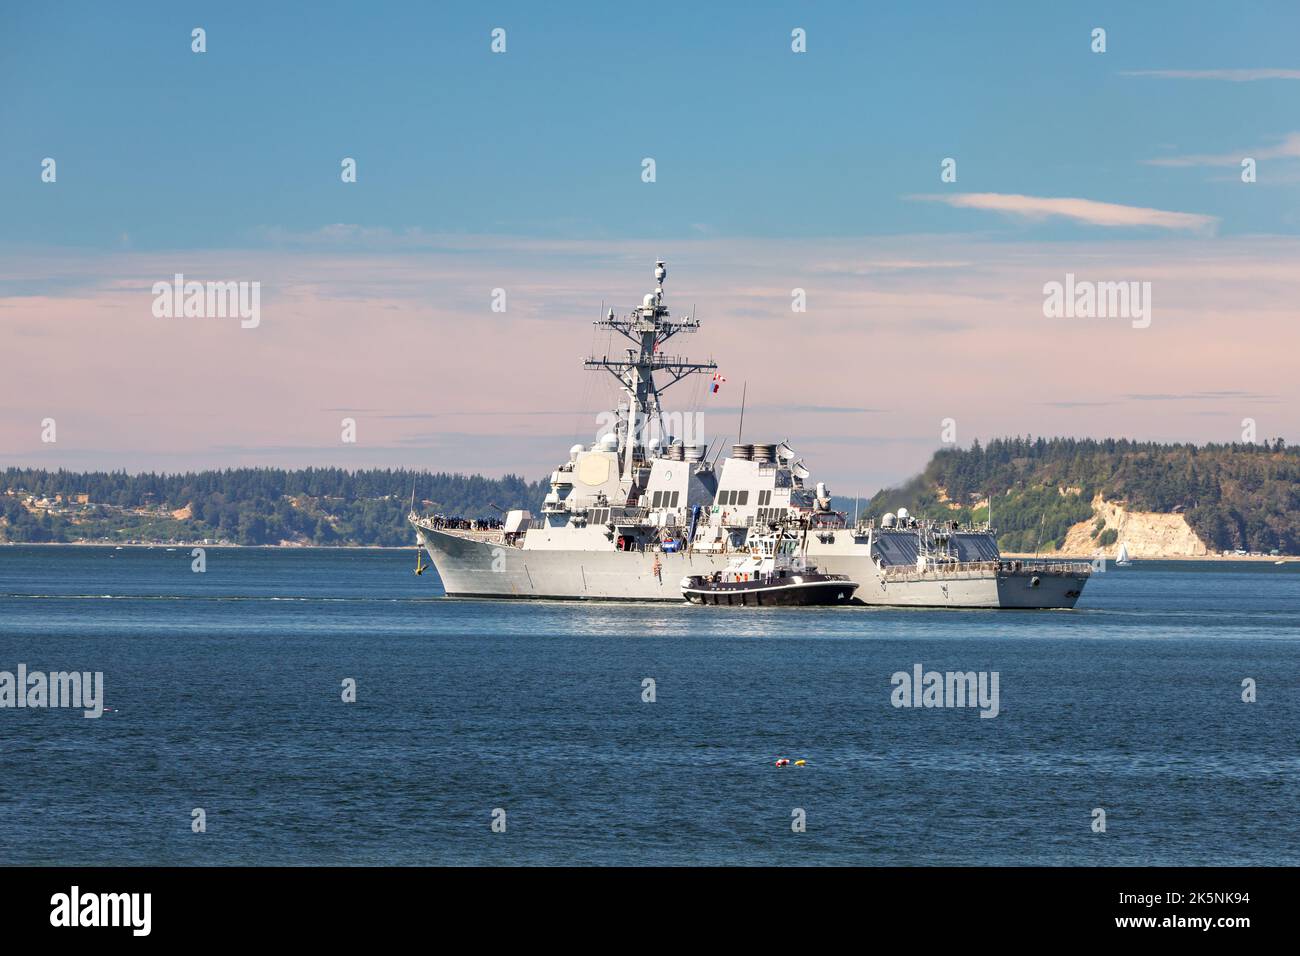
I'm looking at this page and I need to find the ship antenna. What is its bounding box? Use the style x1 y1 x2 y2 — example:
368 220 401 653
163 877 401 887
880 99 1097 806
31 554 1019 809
737 381 748 444
710 435 730 468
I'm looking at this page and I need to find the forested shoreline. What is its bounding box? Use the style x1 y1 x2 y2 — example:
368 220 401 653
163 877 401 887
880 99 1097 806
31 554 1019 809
4 438 1297 553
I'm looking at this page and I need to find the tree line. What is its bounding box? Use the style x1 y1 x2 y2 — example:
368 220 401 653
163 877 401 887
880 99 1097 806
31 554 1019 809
0 467 546 546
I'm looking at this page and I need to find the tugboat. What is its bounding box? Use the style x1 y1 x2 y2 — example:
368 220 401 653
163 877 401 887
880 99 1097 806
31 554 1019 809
681 530 857 606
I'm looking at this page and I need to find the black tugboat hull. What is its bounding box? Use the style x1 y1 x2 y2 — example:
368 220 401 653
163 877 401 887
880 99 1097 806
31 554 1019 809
682 576 858 607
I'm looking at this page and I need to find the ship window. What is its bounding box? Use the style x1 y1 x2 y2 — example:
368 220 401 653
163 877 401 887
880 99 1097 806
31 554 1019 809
738 491 749 506
670 491 680 507
652 491 663 507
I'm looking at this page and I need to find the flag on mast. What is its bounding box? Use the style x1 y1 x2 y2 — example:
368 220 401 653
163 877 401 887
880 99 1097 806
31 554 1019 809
711 373 727 394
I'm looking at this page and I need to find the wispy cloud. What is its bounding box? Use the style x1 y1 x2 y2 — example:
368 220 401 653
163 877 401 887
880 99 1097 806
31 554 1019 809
1120 69 1300 82
907 193 1218 234
707 404 888 415
1143 132 1300 168
4 235 1297 485
1123 391 1276 402
809 259 975 276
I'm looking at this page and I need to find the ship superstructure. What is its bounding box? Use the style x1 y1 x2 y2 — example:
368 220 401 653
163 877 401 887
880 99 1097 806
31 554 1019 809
411 262 1091 607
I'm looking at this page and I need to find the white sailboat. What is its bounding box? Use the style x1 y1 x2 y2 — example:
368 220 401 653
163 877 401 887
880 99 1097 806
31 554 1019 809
1115 542 1132 567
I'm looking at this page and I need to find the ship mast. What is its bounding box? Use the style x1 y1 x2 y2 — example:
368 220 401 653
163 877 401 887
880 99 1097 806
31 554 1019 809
583 261 717 483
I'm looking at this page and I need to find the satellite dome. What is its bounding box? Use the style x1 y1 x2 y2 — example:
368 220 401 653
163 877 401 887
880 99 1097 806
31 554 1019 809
598 433 619 451
896 507 910 521
569 443 584 461
882 512 897 528
643 293 656 309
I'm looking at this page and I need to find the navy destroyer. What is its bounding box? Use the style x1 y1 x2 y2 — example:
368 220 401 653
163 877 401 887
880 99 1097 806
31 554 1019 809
411 262 1091 607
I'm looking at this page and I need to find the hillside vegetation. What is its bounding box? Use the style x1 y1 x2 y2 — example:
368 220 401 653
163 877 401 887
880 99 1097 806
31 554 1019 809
1 467 545 546
863 437 1298 555
5 439 1297 553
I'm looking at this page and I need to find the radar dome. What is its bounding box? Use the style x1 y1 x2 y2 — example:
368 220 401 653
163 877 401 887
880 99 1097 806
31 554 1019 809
896 507 910 521
598 433 619 452
643 293 656 308
882 512 897 528
569 443 584 461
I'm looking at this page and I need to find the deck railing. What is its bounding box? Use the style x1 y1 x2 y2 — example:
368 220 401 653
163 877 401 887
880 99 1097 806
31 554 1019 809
879 559 1093 581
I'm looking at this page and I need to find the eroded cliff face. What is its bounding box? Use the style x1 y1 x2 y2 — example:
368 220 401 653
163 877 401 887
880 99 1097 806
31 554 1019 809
1052 494 1209 558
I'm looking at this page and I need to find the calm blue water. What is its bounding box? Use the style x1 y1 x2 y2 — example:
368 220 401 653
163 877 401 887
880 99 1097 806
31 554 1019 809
0 545 1296 866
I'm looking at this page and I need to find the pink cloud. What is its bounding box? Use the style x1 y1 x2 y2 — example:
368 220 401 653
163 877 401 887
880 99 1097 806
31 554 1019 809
1121 69 1300 82
2 235 1296 490
1142 131 1300 168
907 193 1218 233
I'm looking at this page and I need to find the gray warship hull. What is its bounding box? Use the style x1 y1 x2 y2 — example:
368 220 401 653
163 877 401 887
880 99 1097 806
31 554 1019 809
807 528 1088 609
416 525 728 600
417 525 1088 608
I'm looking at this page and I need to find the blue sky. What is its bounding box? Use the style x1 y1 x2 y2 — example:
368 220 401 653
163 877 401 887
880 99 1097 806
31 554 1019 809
4 1 1298 249
2 2 1299 487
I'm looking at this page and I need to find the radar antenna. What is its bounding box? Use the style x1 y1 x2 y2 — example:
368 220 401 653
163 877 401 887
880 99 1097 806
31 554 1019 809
583 261 718 482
